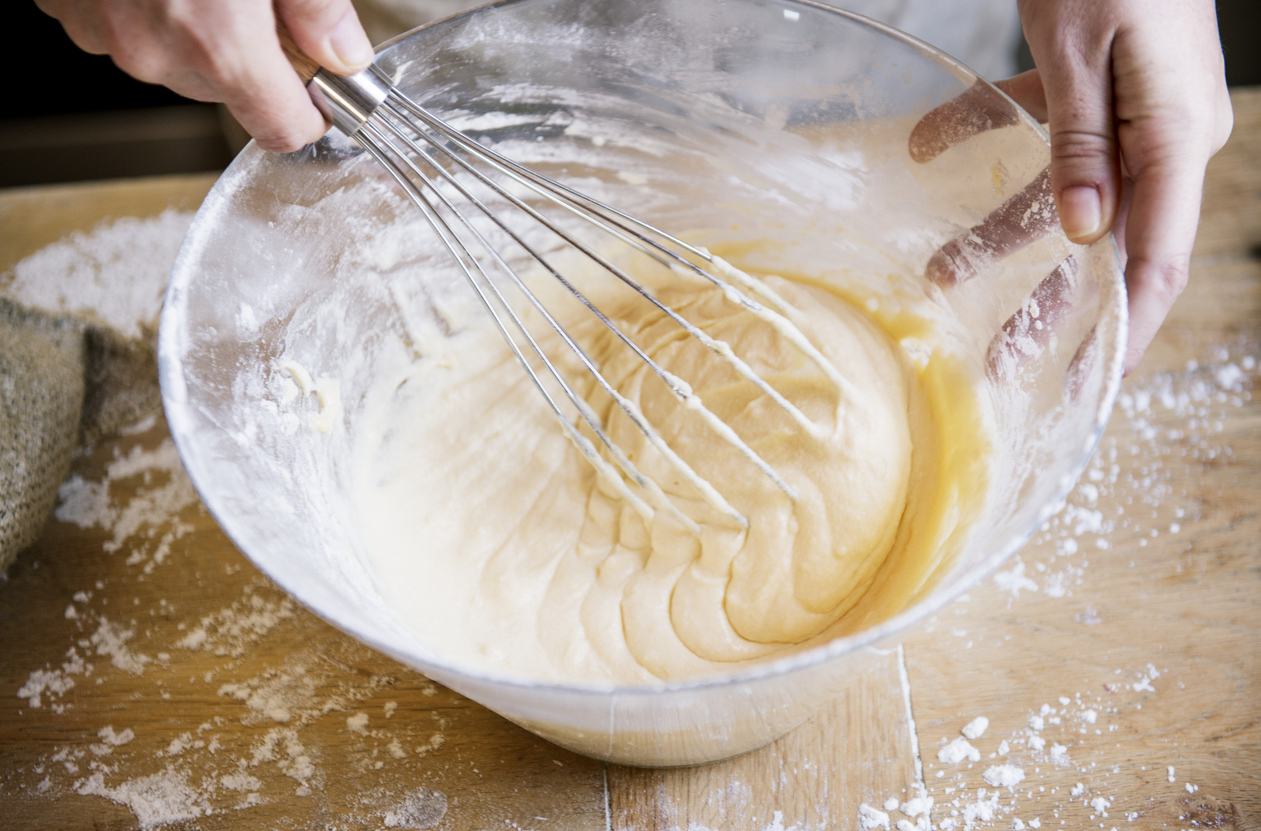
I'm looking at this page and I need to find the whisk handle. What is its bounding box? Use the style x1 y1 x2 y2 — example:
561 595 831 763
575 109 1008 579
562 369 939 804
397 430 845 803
275 19 322 84
274 17 391 136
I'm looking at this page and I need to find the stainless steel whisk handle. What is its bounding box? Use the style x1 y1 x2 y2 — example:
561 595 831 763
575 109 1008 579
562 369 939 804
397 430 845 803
308 67 392 136
276 19 391 136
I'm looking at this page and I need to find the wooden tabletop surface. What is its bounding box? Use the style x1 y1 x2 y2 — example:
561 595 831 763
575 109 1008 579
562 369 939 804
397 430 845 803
1 88 1257 831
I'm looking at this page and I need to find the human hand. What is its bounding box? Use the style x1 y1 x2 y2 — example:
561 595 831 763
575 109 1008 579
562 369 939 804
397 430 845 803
1016 0 1233 374
34 0 375 152
911 0 1232 376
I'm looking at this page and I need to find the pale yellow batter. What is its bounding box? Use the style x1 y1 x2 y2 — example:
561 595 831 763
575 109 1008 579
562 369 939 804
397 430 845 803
351 245 993 684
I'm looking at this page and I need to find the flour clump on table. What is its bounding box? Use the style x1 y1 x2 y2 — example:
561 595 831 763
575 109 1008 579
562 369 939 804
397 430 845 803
349 235 995 684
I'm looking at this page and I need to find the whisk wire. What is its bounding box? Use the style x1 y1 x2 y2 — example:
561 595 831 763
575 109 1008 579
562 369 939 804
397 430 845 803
387 89 850 402
310 64 852 529
360 120 736 531
372 106 801 501
366 123 757 524
386 93 847 437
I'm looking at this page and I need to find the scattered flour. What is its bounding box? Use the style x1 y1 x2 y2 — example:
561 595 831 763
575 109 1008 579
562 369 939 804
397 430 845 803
89 617 151 674
56 439 199 574
983 765 1025 789
962 717 990 740
17 647 86 709
4 209 194 340
75 766 210 829
859 804 892 830
992 560 1038 598
17 669 75 710
217 661 323 725
939 737 981 765
1131 664 1160 693
89 725 136 756
915 345 1258 831
382 787 448 829
219 770 263 797
250 728 318 794
176 585 296 656
901 796 934 817
12 424 452 828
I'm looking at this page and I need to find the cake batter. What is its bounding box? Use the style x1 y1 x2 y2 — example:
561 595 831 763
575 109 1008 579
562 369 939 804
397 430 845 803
351 247 993 684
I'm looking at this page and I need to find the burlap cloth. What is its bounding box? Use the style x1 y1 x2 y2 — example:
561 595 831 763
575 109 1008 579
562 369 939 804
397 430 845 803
0 299 85 569
0 282 163 575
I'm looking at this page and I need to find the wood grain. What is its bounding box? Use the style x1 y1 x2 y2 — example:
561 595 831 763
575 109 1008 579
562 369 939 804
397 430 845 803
609 649 923 830
0 88 1257 831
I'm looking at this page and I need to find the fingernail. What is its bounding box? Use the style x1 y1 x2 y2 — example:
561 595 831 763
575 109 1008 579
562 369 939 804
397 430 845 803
330 10 374 70
1059 185 1102 243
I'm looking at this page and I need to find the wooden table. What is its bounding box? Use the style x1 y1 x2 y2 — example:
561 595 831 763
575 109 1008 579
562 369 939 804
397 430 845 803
1 89 1257 831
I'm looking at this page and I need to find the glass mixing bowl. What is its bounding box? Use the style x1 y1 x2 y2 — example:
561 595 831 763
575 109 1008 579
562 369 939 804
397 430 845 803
159 0 1125 767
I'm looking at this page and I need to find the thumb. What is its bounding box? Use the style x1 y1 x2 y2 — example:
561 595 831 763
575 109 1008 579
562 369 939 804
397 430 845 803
1038 51 1122 245
275 0 374 76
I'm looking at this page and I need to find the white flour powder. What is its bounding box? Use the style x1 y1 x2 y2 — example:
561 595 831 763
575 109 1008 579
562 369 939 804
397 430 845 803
75 766 210 828
56 439 199 575
3 209 193 341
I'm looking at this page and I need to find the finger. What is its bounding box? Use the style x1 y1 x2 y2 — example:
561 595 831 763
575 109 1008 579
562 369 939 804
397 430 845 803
908 81 1022 163
275 0 374 76
926 166 1056 285
35 0 110 54
985 257 1078 379
1211 85 1235 154
220 44 331 152
1120 159 1204 375
1065 325 1099 402
1111 174 1133 263
1035 34 1123 246
170 2 332 152
907 71 1049 165
983 257 1101 405
993 69 1048 123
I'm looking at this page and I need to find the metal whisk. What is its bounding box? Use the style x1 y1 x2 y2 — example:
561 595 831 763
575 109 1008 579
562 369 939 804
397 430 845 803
287 43 846 531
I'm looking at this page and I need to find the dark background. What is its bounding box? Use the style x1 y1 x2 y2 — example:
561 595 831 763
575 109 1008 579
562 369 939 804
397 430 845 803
3 0 1258 188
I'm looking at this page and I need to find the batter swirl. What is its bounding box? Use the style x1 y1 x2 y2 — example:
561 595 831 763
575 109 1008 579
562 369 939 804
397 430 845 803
353 248 991 684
